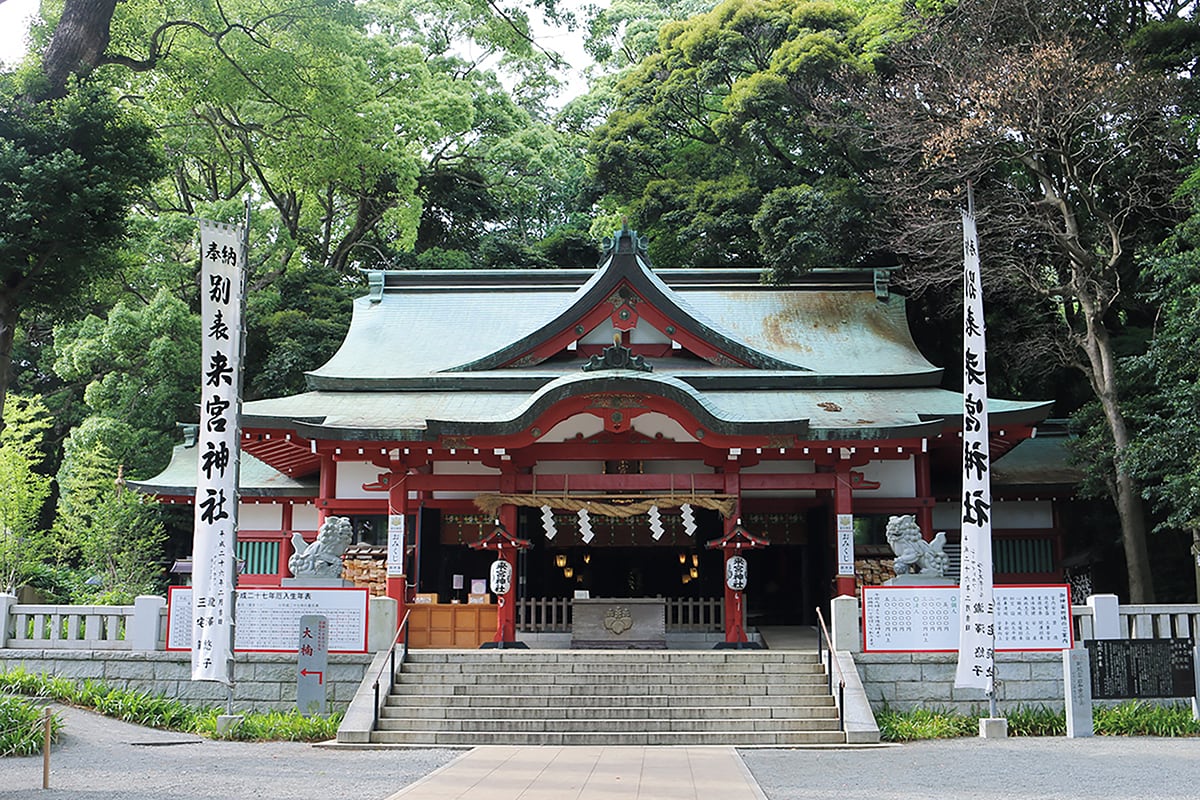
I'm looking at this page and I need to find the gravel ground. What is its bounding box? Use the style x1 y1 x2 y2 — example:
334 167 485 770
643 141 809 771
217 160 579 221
5 704 1198 800
741 737 1200 800
0 704 460 800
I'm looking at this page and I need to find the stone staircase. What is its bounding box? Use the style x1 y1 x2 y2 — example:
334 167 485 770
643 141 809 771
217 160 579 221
372 649 845 746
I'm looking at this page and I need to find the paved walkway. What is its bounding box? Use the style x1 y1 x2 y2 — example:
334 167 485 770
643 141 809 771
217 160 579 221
384 746 767 800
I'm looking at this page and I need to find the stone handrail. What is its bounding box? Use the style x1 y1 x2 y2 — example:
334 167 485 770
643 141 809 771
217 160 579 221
0 595 166 651
1072 599 1200 642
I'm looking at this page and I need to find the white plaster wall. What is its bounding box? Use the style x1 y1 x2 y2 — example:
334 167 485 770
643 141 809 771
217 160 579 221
238 504 281 529
541 414 603 442
857 458 915 498
631 413 697 442
335 461 387 499
293 503 319 531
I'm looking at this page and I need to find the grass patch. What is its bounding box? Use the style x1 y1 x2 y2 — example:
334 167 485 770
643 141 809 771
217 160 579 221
0 695 62 757
878 701 1200 741
876 706 977 741
0 668 341 742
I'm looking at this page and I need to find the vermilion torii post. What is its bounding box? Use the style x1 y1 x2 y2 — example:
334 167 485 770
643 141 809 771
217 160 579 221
470 512 531 648
706 520 769 649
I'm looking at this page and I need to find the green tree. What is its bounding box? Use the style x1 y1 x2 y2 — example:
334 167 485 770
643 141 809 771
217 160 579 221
0 74 164 432
588 0 893 268
52 289 200 477
54 440 166 602
855 0 1199 601
0 395 54 593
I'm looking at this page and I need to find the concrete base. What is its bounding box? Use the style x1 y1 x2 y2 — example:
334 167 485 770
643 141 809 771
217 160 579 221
979 717 1008 738
281 577 353 588
885 574 956 586
216 714 244 736
480 640 529 649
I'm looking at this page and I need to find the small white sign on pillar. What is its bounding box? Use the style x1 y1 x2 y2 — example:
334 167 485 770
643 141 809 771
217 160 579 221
1063 647 1094 738
836 514 854 576
387 514 405 577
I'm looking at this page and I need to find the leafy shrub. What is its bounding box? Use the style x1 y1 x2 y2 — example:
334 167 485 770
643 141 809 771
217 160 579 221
0 668 340 741
0 695 61 757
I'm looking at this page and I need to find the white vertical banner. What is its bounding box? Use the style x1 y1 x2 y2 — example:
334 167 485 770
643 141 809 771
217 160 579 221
955 198 996 692
192 219 247 685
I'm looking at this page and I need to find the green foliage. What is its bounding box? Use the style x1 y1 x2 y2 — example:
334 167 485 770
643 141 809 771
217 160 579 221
54 442 167 602
877 702 1200 741
1095 700 1200 737
0 72 164 429
1120 237 1200 536
0 695 60 757
589 0 894 268
876 705 977 741
52 290 199 479
0 394 55 593
1004 704 1067 736
0 668 342 741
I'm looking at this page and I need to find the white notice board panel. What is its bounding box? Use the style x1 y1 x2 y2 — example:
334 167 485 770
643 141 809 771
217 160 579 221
862 584 1073 653
167 586 368 653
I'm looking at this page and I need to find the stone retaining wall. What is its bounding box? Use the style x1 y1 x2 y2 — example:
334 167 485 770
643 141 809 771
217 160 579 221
0 649 372 713
854 651 1068 713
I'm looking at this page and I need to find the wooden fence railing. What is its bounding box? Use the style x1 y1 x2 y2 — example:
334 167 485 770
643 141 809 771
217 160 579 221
514 596 727 634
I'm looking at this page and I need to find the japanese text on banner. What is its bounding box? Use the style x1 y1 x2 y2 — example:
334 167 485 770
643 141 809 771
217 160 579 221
192 219 246 685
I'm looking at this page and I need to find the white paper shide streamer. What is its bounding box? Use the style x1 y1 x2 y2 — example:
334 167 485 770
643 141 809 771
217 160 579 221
541 505 557 540
680 503 696 537
647 505 664 540
955 199 997 693
577 507 593 544
192 219 246 685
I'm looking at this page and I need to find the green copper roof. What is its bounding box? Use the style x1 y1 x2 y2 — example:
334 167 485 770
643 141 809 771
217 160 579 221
129 440 318 497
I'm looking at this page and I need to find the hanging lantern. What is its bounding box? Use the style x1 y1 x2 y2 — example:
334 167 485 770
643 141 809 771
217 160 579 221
555 554 567 568
678 553 687 565
563 567 574 579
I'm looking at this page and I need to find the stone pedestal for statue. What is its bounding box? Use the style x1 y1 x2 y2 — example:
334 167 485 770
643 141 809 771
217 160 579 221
281 576 354 588
884 574 957 587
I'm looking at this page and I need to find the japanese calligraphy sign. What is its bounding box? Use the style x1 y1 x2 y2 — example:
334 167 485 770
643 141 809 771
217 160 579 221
863 585 1072 653
490 559 513 595
191 219 246 684
726 555 748 591
387 514 405 577
296 614 329 715
836 514 855 576
167 586 369 653
956 204 997 691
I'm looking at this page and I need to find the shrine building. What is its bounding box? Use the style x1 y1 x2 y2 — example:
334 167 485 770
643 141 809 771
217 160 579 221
136 226 1057 647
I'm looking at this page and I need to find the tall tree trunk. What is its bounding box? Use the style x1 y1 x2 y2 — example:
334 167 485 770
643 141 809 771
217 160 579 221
42 0 120 96
1079 290 1156 602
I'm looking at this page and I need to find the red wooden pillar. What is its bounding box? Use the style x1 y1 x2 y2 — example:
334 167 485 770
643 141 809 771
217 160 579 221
387 475 408 630
317 453 335 525
834 460 857 598
706 521 768 649
915 452 935 540
470 513 531 649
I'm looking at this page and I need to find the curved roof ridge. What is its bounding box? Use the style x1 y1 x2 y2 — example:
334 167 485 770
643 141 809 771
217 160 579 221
446 228 808 373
